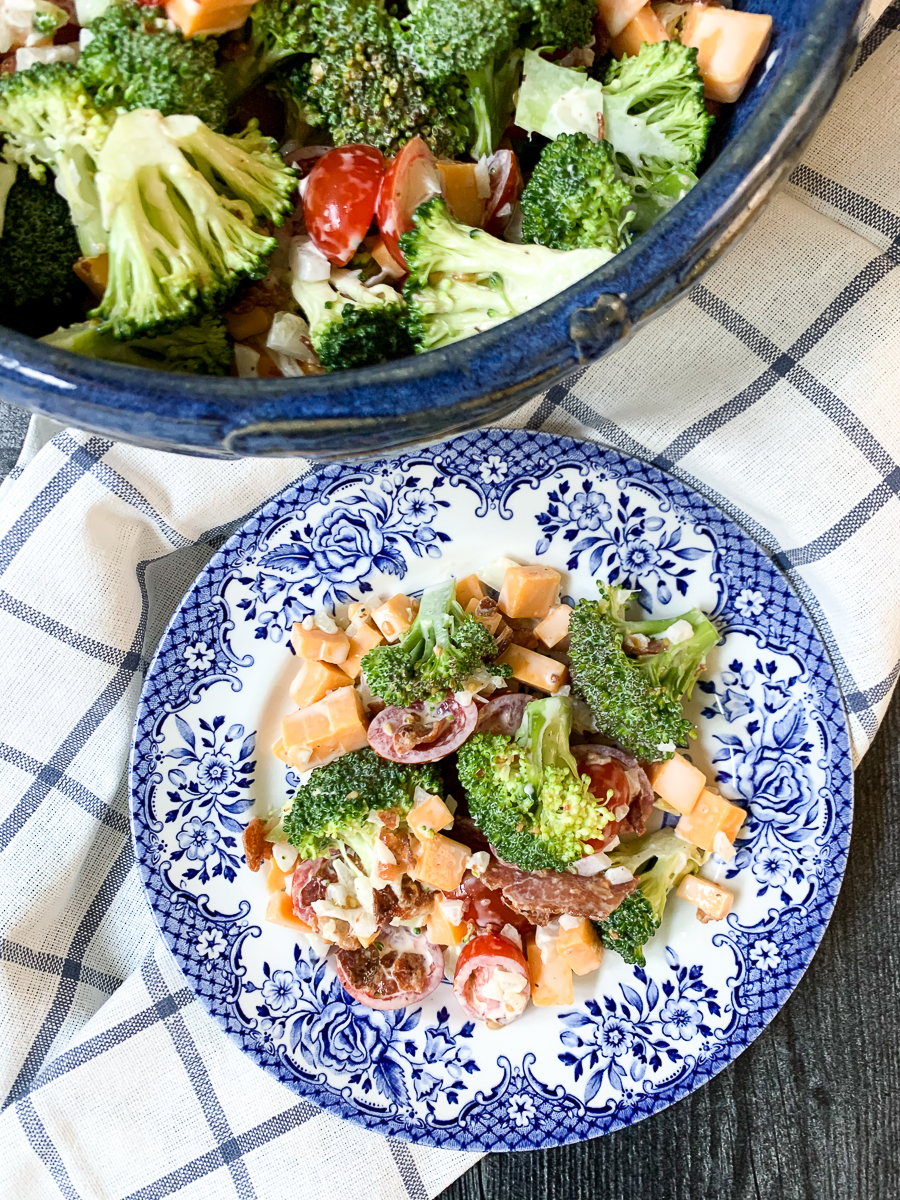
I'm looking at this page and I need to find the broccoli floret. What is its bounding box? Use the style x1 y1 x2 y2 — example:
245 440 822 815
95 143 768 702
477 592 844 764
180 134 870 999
568 580 719 762
457 695 614 871
279 0 469 157
0 63 111 256
521 133 633 252
627 164 699 234
291 273 415 372
92 109 295 338
79 1 228 129
284 747 443 870
401 0 527 158
525 0 594 51
596 828 706 965
603 41 713 225
41 315 234 375
361 577 510 707
0 169 84 336
222 0 317 101
401 195 614 352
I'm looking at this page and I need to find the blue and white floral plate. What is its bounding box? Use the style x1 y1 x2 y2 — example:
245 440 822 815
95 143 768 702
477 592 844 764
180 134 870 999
130 429 851 1152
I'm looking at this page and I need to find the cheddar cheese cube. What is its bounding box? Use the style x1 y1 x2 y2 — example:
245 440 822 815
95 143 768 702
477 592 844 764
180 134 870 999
265 891 311 932
646 753 706 816
282 686 367 763
496 643 569 693
497 564 561 619
533 603 572 649
167 0 253 36
426 905 468 947
289 658 352 709
675 789 747 852
676 874 734 922
411 833 471 892
407 792 455 837
555 919 604 976
611 3 669 57
526 939 574 1006
343 621 386 679
455 573 485 609
681 5 773 104
266 861 288 894
596 0 646 37
291 623 350 664
371 594 418 642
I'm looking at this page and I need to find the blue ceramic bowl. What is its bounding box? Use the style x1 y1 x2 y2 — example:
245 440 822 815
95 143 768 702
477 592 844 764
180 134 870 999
0 0 866 459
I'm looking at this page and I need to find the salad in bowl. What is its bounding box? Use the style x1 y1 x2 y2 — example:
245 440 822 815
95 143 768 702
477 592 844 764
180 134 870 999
0 0 773 379
246 562 748 1028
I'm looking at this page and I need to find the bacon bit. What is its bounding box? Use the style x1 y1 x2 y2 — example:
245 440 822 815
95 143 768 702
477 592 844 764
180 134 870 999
242 818 272 872
392 711 454 755
376 828 417 881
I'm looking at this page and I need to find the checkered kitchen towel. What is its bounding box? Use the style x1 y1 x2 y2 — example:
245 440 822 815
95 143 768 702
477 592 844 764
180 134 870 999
1 2 899 1195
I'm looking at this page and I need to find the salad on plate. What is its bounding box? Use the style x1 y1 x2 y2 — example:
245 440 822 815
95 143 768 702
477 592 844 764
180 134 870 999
0 0 772 377
245 560 748 1029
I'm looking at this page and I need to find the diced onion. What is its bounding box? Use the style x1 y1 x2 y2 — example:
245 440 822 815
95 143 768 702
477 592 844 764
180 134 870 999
266 310 312 358
290 235 331 282
474 156 491 199
500 923 523 949
558 914 581 930
573 851 611 876
605 866 635 885
535 920 560 963
439 898 465 926
234 345 260 379
477 555 520 591
16 43 78 69
269 351 306 378
374 837 396 865
272 842 298 872
466 850 490 876
301 610 339 633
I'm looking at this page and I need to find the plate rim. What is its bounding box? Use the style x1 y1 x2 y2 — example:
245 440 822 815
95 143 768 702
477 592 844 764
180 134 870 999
129 427 853 1152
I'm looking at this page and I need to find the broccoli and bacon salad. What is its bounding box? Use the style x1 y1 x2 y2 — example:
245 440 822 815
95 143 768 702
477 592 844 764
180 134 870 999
243 562 748 1027
0 0 773 377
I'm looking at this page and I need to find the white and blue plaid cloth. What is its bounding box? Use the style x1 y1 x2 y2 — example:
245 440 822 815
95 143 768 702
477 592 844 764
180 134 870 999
1 3 899 1194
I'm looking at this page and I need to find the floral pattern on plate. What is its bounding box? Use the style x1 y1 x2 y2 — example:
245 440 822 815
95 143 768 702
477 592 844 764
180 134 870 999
130 429 851 1152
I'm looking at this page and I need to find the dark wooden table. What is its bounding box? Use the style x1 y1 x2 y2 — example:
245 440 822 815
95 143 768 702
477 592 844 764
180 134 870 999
0 404 895 1200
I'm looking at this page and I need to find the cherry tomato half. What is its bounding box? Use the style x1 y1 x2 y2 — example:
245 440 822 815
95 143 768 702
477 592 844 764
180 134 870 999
453 932 531 1026
303 144 384 266
375 136 443 269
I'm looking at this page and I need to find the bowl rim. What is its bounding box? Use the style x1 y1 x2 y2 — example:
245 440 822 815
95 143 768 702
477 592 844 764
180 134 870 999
0 0 866 453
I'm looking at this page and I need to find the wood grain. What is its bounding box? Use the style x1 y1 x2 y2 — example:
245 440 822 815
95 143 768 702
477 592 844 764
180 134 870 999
440 693 900 1200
